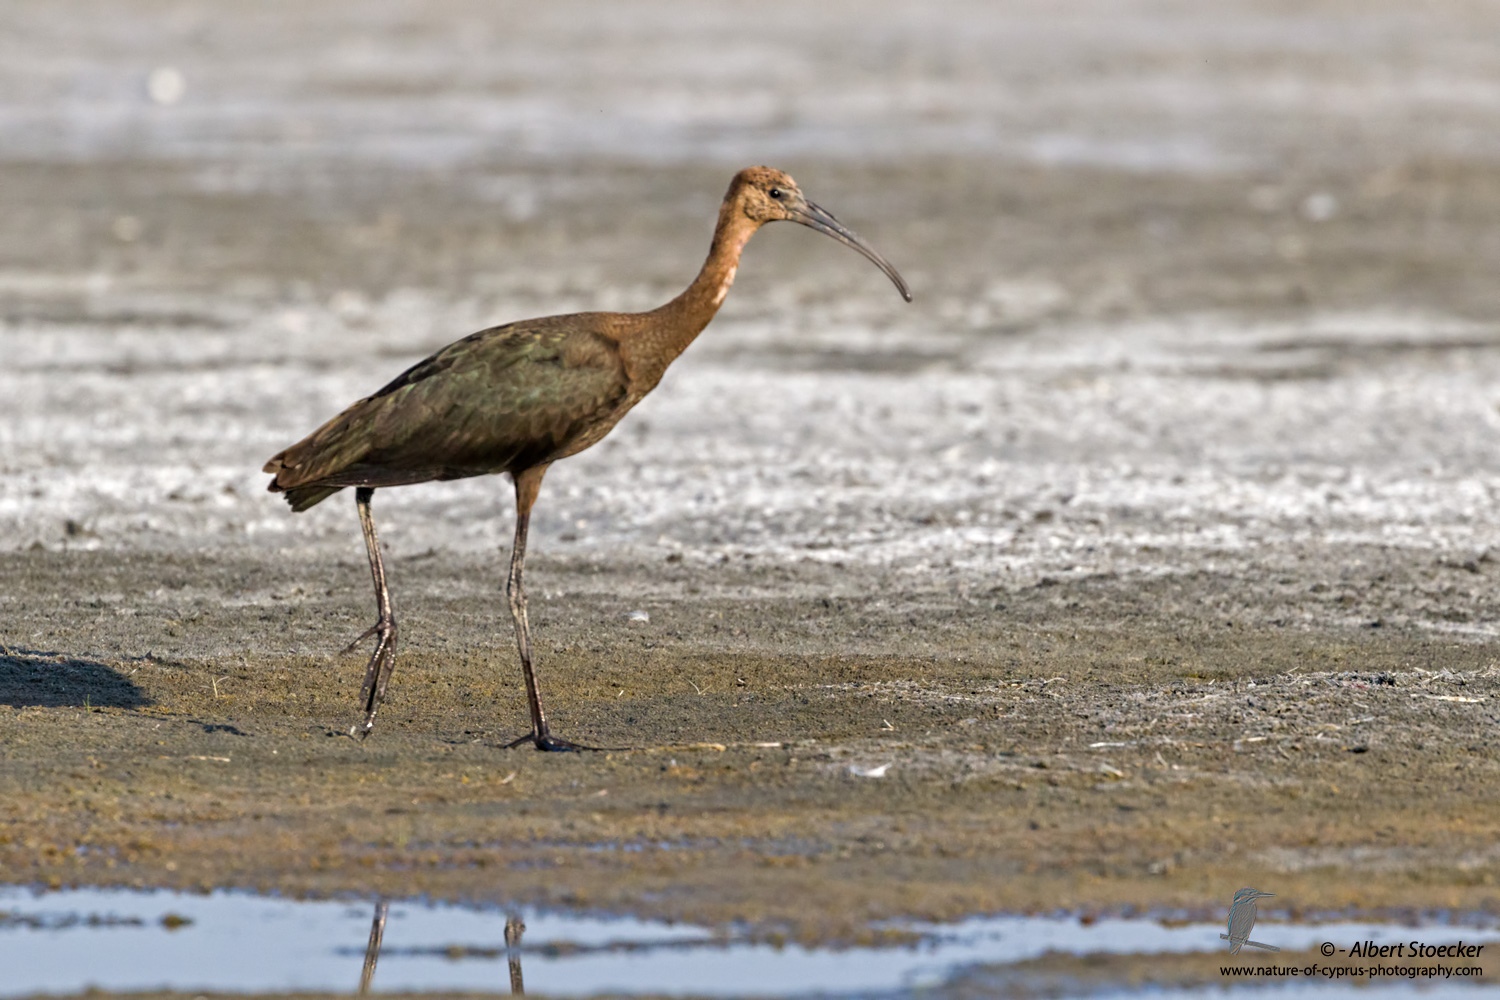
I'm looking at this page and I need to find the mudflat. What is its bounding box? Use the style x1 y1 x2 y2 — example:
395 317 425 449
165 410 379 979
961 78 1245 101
3 0 1500 969
5 547 1499 939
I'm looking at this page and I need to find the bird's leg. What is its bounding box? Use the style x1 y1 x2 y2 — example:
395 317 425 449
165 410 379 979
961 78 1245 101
503 500 547 741
501 468 614 752
346 487 398 737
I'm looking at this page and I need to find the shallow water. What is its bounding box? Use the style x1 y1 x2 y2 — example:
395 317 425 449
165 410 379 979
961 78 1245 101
2 887 1495 997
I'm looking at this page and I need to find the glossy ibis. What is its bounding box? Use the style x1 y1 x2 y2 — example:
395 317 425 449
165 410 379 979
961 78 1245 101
264 166 910 749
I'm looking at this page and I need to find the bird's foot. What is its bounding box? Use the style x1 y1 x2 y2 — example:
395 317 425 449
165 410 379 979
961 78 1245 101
344 617 397 738
503 729 619 752
340 617 395 657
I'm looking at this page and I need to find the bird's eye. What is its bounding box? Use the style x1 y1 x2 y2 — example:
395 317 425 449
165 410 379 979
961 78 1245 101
768 187 782 200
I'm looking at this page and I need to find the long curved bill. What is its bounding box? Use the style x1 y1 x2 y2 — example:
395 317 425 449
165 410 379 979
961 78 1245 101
793 201 912 302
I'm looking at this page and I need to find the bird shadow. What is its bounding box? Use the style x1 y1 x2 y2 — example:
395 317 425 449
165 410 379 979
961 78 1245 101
0 647 152 708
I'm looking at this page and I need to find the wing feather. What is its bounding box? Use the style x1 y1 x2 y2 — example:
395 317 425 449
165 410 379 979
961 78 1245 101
265 318 628 504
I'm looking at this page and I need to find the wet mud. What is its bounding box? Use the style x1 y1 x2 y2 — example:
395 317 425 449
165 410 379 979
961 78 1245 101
4 549 1500 942
4 0 1500 992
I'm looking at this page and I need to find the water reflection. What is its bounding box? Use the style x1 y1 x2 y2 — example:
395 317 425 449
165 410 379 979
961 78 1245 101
359 900 527 995
357 901 387 994
505 915 526 994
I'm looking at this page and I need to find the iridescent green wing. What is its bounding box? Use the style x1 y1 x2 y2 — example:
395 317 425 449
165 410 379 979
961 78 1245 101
269 318 628 490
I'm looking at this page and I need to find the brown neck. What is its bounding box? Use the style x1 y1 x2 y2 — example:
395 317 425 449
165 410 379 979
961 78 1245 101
629 200 758 380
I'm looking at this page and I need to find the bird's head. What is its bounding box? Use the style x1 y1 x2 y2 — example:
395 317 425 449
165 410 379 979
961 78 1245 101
1232 888 1275 904
728 166 911 302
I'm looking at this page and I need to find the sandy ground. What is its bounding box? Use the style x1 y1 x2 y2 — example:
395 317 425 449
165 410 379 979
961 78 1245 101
4 0 1500 992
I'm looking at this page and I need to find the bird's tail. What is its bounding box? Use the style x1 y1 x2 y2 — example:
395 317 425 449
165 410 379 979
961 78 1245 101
265 449 344 511
279 484 343 511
